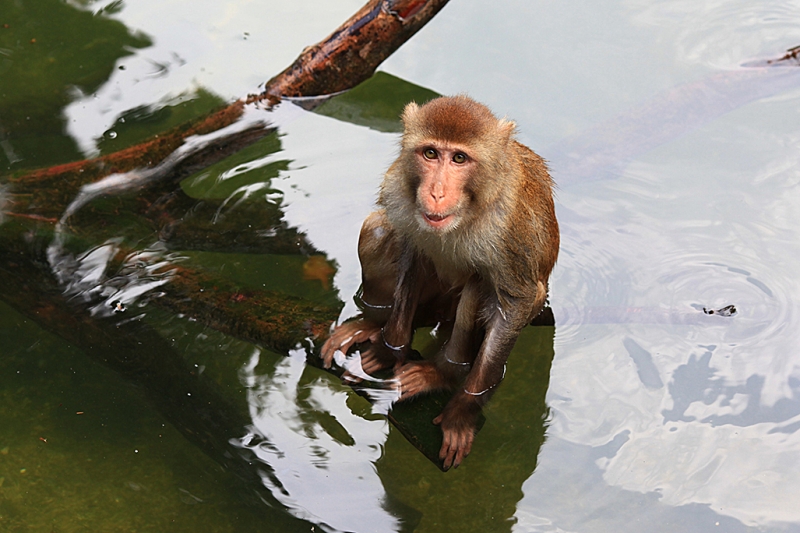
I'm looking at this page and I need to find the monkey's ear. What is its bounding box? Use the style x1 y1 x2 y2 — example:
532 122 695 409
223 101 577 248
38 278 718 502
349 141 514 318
497 119 517 143
401 102 420 127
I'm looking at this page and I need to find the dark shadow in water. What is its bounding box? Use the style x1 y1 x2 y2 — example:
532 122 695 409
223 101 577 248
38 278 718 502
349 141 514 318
312 71 440 133
0 0 152 170
548 62 800 187
522 435 778 533
377 324 555 533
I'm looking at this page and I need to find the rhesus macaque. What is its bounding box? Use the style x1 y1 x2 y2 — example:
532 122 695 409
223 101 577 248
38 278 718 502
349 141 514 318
321 95 559 469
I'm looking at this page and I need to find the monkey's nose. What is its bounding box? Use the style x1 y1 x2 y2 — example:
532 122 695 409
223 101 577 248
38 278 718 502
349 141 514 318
430 182 446 200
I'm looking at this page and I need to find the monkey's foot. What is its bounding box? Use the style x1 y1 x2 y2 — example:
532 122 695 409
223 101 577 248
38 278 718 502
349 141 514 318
394 361 449 400
434 415 475 470
432 397 482 469
320 318 381 369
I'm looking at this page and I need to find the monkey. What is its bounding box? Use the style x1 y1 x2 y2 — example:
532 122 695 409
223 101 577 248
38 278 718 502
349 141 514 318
321 95 559 469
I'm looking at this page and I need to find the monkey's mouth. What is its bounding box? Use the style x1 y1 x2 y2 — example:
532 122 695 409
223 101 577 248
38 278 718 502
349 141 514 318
422 212 453 229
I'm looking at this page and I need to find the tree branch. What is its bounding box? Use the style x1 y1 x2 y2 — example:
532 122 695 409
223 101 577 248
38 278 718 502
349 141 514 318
257 0 451 102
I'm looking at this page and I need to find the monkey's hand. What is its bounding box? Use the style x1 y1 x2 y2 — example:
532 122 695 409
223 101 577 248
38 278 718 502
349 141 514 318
341 339 403 383
394 361 449 400
433 396 481 470
320 318 381 369
354 343 396 376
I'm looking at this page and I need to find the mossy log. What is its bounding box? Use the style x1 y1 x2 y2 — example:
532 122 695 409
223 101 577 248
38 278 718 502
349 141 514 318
0 228 314 523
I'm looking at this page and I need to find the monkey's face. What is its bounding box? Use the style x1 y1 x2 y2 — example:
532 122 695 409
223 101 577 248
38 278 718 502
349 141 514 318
411 141 474 233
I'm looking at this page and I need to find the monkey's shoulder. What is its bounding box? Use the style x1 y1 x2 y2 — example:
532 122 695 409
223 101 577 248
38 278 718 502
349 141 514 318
513 145 552 182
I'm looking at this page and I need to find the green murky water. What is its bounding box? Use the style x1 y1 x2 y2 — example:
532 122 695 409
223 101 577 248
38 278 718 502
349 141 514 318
3 0 800 532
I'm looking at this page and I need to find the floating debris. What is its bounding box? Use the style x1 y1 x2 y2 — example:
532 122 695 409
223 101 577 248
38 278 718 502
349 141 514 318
303 255 335 290
703 304 737 317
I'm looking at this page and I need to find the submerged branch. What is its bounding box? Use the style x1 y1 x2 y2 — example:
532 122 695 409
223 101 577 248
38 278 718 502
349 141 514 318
767 44 800 66
0 235 317 526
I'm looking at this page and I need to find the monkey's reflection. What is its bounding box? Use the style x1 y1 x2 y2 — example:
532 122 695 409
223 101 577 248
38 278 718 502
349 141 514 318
377 322 556 533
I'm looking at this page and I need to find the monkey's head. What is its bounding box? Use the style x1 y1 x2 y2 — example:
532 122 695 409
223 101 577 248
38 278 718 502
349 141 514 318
386 95 517 235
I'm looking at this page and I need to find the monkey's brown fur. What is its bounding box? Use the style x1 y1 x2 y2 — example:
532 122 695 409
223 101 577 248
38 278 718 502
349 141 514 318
322 95 559 469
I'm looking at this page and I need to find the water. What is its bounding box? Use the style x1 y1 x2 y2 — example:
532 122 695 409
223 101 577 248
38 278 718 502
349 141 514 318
2 0 800 531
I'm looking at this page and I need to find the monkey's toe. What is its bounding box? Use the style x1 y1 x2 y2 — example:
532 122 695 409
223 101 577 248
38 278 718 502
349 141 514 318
395 361 448 400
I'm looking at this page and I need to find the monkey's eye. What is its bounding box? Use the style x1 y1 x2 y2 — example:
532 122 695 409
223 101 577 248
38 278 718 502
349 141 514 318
452 152 467 164
423 148 438 160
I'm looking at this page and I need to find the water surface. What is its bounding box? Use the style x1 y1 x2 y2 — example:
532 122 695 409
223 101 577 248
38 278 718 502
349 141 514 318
2 0 800 531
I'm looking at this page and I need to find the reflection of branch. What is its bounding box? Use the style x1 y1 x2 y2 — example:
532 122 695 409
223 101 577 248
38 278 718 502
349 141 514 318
552 46 800 186
56 105 274 227
42 230 338 352
8 102 266 219
157 263 337 353
144 189 321 255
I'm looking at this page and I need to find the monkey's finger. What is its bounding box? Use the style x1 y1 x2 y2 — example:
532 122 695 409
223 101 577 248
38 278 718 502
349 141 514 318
320 332 352 366
398 374 429 399
342 347 393 383
320 340 336 368
436 422 449 449
440 441 457 470
439 437 450 460
341 371 364 383
359 354 385 375
334 332 361 354
394 368 419 400
321 344 349 369
439 424 460 466
452 449 465 468
453 434 473 468
452 431 472 468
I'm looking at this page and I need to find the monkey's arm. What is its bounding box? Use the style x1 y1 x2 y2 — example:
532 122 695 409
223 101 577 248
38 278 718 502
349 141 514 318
379 245 424 360
326 242 425 373
435 283 546 469
320 210 400 368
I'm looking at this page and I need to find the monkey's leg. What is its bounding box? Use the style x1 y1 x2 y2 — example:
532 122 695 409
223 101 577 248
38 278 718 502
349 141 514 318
433 315 514 470
395 277 481 399
321 210 399 370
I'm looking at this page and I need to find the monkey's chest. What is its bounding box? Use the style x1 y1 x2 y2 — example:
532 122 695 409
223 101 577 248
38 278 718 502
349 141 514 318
418 246 477 289
412 233 494 286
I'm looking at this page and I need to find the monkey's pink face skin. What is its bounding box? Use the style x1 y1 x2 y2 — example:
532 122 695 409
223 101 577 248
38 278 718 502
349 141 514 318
415 144 473 231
